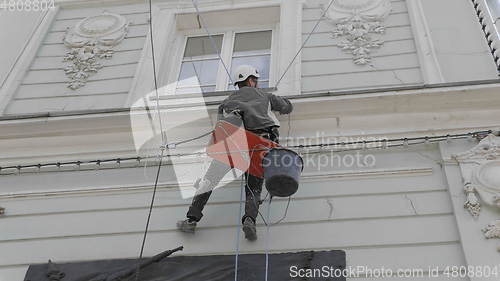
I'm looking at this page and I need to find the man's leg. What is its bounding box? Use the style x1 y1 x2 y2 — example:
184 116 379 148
178 159 232 233
242 172 263 241
186 190 212 222
243 173 263 222
186 159 232 221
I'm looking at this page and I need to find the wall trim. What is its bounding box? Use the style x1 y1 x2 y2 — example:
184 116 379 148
0 8 59 114
406 0 445 83
0 166 433 199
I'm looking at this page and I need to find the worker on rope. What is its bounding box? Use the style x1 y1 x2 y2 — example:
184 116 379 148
177 65 293 241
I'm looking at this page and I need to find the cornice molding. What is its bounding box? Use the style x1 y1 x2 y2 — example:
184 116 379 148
0 166 433 199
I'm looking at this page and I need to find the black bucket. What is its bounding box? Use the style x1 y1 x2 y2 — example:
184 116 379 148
262 148 304 197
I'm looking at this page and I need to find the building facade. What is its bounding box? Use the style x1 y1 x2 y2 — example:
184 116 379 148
0 0 500 280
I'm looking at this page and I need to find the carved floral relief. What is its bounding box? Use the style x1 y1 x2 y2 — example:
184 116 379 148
63 12 129 90
322 0 392 65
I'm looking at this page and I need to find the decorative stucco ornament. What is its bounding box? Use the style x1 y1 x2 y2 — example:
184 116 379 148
483 220 500 239
453 134 500 244
322 0 392 65
63 12 129 90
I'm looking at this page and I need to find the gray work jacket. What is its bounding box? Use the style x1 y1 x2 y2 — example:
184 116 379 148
218 87 293 131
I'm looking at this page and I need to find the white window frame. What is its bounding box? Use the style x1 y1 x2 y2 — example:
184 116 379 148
168 24 279 94
126 0 303 107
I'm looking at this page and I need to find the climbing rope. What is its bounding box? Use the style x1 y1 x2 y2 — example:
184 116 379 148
233 176 245 281
135 148 164 281
265 196 272 281
191 0 235 86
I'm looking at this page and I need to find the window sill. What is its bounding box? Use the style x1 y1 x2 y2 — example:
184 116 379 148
152 87 277 101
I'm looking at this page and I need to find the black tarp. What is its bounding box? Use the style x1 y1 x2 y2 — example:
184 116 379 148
24 247 346 281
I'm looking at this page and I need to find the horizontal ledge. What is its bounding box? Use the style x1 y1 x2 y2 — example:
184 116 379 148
1 188 448 218
303 38 414 49
0 166 435 198
2 185 448 215
49 22 149 33
302 66 420 78
0 213 454 244
54 10 149 21
36 48 144 58
41 35 147 46
13 92 128 101
1 79 499 121
29 61 139 72
302 51 418 63
154 87 277 100
20 76 135 86
302 24 411 36
303 2 407 11
302 13 410 24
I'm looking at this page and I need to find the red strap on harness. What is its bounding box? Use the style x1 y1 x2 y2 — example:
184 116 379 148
206 120 280 178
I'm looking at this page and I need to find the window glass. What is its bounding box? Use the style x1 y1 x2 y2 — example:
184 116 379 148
177 35 223 93
184 35 223 58
178 60 219 87
233 31 272 56
231 31 272 89
177 31 272 94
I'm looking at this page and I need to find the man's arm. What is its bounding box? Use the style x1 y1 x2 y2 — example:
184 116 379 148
269 93 293 114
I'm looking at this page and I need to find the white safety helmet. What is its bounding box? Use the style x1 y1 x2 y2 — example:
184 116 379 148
233 65 260 85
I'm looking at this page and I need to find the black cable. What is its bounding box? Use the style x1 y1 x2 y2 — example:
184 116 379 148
191 0 234 85
244 143 292 227
135 0 166 279
135 149 164 281
2 130 495 173
272 196 291 225
147 0 165 145
165 130 214 148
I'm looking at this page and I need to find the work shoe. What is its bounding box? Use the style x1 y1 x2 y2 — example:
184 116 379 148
242 217 257 241
177 218 197 233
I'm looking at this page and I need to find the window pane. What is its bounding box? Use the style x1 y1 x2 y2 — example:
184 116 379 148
184 35 223 58
259 81 269 88
233 31 272 56
178 60 219 87
231 55 271 81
